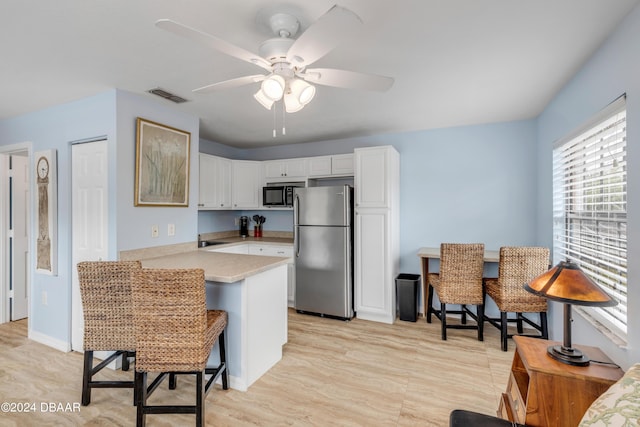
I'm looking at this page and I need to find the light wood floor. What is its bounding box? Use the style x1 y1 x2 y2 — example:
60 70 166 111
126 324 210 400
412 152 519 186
0 310 514 426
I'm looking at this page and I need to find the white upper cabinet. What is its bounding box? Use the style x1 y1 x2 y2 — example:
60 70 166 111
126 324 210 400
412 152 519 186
307 156 332 176
307 154 354 177
355 147 392 208
232 160 261 209
264 159 308 180
199 154 232 210
331 154 354 175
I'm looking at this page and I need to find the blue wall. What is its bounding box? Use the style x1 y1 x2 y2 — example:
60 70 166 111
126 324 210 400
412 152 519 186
536 4 640 368
0 89 200 347
0 91 117 346
204 119 538 278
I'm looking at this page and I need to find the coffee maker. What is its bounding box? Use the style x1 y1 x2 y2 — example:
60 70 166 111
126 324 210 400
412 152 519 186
239 216 249 237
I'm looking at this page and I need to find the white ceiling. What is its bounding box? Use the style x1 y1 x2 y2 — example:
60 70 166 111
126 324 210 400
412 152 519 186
2 0 638 148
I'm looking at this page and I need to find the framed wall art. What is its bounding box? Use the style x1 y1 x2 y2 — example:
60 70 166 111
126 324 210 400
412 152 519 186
35 149 57 275
134 118 191 207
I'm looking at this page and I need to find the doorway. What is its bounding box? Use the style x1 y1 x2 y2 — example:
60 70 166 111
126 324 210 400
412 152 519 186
71 139 109 351
0 144 31 329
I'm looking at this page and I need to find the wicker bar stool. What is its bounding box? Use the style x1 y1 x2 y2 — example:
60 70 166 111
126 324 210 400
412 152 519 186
426 243 485 341
484 246 550 351
77 260 142 406
131 268 228 427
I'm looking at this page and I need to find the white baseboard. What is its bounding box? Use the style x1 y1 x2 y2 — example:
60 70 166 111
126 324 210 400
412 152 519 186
28 329 71 353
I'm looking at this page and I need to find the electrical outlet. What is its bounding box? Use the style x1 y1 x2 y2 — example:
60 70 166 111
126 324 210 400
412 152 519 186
42 291 48 306
168 223 175 236
151 224 159 238
234 217 240 226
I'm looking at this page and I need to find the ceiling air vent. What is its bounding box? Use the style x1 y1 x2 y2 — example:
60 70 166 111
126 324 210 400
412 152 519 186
147 88 189 104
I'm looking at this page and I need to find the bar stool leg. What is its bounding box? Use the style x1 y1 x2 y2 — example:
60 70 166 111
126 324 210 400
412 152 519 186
426 285 434 323
219 330 229 390
440 302 447 340
135 371 147 427
477 304 484 341
500 312 508 351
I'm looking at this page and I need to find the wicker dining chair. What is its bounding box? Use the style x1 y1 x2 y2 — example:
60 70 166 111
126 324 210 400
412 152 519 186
131 268 228 427
426 243 485 341
484 246 550 351
77 260 142 406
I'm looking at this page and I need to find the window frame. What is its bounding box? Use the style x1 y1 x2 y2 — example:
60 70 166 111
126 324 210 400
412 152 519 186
552 95 627 338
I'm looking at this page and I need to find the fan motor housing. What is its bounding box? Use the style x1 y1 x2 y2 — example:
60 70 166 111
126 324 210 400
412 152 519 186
259 37 295 63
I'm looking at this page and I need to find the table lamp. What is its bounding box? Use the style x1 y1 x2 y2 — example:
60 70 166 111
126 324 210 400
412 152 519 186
524 261 617 366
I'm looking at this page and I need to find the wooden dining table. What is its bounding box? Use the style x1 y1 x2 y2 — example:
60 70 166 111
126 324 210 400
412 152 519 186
416 247 500 318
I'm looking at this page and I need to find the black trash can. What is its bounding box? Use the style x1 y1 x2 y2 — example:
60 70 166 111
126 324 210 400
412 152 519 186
396 274 420 322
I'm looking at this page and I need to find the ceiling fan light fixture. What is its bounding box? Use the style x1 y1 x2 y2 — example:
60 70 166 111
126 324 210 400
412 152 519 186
261 74 285 101
254 89 274 110
284 90 304 113
288 78 316 106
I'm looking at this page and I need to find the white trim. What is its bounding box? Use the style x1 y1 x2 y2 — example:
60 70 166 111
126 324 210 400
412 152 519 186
553 94 626 149
28 329 71 352
0 142 32 325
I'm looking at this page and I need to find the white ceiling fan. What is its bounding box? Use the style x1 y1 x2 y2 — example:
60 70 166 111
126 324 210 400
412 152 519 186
156 4 394 113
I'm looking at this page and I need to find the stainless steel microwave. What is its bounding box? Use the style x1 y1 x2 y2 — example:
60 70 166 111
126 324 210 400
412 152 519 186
263 185 300 207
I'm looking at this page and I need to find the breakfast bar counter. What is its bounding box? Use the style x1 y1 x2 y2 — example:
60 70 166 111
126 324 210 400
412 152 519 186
140 249 289 392
141 249 290 282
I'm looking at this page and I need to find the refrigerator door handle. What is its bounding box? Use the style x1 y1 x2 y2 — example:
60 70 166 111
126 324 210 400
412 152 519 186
295 227 300 258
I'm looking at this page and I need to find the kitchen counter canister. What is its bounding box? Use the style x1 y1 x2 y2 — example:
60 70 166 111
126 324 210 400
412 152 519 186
140 249 289 392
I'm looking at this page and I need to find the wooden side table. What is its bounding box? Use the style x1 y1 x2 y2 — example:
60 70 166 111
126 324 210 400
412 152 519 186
499 336 624 427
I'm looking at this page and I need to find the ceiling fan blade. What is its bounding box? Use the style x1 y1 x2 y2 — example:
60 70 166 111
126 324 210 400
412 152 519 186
156 19 272 71
302 68 394 92
286 5 362 68
193 75 266 94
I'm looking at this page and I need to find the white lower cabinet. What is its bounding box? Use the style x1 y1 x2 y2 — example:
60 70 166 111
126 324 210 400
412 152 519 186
354 209 395 323
249 245 295 308
212 243 295 308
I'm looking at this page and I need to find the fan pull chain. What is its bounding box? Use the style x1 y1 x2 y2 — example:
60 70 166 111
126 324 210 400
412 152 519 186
272 101 276 138
282 100 286 135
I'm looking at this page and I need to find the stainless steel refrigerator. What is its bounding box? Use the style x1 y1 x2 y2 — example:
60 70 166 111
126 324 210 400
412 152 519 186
294 185 354 320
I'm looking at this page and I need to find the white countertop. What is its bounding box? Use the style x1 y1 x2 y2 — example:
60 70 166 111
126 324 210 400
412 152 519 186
140 250 290 283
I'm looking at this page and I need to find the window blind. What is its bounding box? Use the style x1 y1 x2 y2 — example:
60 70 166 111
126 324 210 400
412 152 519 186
552 96 627 334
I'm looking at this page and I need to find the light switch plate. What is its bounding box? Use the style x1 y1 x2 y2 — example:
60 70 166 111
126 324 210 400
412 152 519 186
151 225 159 238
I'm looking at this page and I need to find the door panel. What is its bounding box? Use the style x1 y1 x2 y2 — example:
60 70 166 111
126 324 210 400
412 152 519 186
71 140 108 351
294 186 350 226
10 155 29 320
294 225 352 318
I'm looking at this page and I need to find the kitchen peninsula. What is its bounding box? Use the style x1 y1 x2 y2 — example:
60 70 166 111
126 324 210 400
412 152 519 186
129 246 290 392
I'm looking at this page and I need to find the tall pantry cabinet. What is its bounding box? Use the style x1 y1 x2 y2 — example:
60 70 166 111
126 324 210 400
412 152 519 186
354 146 400 324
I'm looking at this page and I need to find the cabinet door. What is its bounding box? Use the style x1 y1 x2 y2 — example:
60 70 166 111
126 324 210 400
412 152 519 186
331 154 354 175
264 159 307 179
216 157 232 208
198 154 218 208
355 148 389 208
285 159 307 177
249 244 293 257
232 161 261 209
263 161 285 179
308 156 332 176
354 209 393 322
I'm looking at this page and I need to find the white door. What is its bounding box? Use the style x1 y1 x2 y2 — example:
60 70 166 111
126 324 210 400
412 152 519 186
71 140 109 351
10 155 29 320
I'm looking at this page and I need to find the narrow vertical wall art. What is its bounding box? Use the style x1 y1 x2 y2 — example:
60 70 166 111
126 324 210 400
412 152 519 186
35 149 57 275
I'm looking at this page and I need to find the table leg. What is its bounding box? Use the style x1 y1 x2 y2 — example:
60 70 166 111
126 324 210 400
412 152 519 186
421 257 430 320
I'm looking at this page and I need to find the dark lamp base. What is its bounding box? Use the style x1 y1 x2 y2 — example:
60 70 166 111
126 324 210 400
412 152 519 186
547 345 590 366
